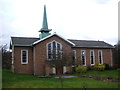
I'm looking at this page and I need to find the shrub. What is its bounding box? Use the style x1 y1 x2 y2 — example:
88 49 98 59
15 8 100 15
93 64 99 70
93 64 105 71
75 65 87 73
98 64 105 71
103 63 109 70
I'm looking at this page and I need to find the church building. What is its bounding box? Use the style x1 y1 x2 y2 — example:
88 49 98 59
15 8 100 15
10 5 113 76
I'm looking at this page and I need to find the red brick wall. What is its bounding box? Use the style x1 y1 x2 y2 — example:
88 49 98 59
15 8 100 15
72 48 113 67
33 35 73 76
12 36 113 76
13 46 33 74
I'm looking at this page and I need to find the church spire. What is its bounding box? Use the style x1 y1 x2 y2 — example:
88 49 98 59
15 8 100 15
39 5 52 39
42 5 48 30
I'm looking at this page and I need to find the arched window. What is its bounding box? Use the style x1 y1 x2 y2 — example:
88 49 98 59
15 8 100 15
47 41 62 60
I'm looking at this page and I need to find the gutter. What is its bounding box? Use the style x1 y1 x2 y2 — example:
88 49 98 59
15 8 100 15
72 46 114 49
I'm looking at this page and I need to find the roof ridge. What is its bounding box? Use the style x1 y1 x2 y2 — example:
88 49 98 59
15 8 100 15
68 39 104 42
33 33 75 46
11 36 40 39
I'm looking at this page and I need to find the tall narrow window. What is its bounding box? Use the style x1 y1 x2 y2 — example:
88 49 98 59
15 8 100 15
48 43 52 59
72 50 76 66
47 41 62 60
21 50 28 64
81 50 86 66
57 43 60 53
98 50 103 64
90 50 95 65
53 41 56 52
57 43 61 59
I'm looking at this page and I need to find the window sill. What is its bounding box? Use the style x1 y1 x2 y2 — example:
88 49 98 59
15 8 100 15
21 63 28 65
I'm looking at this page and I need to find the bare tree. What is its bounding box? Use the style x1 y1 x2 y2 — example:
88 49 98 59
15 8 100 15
113 41 120 68
46 48 72 88
2 44 11 69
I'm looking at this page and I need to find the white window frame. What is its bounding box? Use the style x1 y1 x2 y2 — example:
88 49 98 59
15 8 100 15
63 66 67 74
47 42 52 60
72 50 76 66
90 50 95 66
52 67 56 74
46 40 62 60
81 50 86 66
12 46 14 65
21 50 28 64
98 50 103 64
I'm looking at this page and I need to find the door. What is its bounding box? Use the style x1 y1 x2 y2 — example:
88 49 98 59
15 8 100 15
56 67 63 75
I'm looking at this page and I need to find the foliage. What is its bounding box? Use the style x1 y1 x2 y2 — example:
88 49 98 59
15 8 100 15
2 69 118 88
103 63 109 70
113 41 120 68
75 65 87 73
93 64 105 71
2 44 12 69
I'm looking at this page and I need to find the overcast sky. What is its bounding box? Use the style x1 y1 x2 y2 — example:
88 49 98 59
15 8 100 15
0 0 119 48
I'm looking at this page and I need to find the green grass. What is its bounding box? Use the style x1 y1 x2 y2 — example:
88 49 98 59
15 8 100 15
72 69 119 79
0 68 2 89
2 69 119 88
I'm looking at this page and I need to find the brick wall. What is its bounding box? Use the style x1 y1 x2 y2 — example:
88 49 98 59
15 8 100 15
72 48 113 67
33 35 73 76
13 46 33 74
12 36 113 76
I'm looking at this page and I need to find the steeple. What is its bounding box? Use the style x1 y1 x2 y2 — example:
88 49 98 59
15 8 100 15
39 5 52 39
42 5 48 30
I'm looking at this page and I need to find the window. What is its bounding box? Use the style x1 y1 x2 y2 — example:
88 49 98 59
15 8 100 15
72 50 76 66
21 50 28 64
90 50 95 65
53 41 56 52
47 41 62 60
81 50 86 66
48 43 52 59
57 43 60 52
98 50 103 64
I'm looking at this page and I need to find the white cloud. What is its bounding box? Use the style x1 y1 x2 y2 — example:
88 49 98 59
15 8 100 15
0 0 119 46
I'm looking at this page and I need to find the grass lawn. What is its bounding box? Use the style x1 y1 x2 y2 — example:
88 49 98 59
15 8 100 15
2 69 119 88
71 69 120 79
0 69 2 89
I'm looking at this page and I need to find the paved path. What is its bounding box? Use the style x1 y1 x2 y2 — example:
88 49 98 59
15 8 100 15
55 75 77 78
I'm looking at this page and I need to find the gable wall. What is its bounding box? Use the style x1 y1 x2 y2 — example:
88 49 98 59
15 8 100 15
13 46 33 74
34 35 73 76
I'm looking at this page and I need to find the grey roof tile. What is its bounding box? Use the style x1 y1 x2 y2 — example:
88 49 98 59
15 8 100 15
11 37 113 48
68 39 113 48
11 37 40 46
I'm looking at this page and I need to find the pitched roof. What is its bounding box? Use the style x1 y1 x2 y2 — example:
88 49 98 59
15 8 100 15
11 35 113 48
11 37 40 46
69 39 113 48
10 33 75 47
33 33 75 46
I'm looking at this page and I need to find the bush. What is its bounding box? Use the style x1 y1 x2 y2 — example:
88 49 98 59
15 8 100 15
75 65 87 73
103 63 109 70
93 64 99 70
93 64 105 71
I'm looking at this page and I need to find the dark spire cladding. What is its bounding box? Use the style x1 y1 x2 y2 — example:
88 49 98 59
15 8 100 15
39 5 52 39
